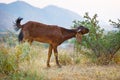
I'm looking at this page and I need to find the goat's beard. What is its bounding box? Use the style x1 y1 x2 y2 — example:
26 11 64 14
75 33 82 43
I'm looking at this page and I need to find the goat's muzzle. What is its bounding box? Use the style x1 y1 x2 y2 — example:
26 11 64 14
75 28 89 43
81 28 89 34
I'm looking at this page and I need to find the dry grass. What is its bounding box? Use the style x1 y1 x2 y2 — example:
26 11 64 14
19 45 120 80
0 42 120 80
43 65 120 80
22 61 120 80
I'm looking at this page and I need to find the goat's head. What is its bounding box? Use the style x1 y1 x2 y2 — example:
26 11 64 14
75 25 89 43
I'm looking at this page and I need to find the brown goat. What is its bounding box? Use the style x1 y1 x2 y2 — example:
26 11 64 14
14 17 89 67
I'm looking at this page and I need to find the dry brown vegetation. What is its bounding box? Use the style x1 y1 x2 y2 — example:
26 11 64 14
0 42 120 80
21 46 120 80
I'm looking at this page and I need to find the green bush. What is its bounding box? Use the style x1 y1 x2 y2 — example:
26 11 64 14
0 45 16 74
72 13 120 65
0 42 31 75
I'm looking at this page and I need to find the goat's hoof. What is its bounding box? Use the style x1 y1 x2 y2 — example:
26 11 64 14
47 64 51 68
57 65 62 68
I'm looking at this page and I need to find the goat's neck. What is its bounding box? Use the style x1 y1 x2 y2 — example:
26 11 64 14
62 28 76 41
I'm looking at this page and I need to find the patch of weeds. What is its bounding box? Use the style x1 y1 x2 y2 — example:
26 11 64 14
59 53 73 65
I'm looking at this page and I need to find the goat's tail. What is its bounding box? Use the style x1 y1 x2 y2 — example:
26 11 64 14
14 17 24 42
14 17 23 31
18 30 24 42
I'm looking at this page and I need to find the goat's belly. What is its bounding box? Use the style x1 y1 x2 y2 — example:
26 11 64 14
33 37 52 44
33 37 62 45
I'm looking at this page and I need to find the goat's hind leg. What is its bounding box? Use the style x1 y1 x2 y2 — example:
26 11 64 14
53 46 61 68
47 44 52 67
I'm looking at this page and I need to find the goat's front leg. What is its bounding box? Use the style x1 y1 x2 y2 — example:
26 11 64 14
53 46 61 68
47 44 52 67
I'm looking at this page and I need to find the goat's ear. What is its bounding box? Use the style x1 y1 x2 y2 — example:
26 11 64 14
77 29 81 32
